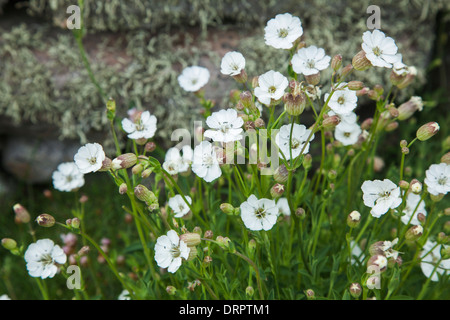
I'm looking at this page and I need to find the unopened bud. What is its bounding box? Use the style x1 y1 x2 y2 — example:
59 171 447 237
1 238 17 251
134 184 158 208
246 286 255 297
71 217 80 229
352 50 371 71
331 54 342 71
274 164 289 183
295 207 306 219
440 152 450 165
305 72 320 86
416 122 440 141
36 214 55 228
13 204 31 224
204 230 213 239
388 106 399 118
270 183 285 198
417 213 426 225
441 246 450 260
410 179 422 194
255 118 265 128
305 289 315 300
322 115 340 130
397 96 423 121
131 163 143 175
437 232 449 245
340 63 353 78
112 153 138 170
400 140 408 148
347 81 364 91
166 286 177 296
303 154 312 170
349 283 362 298
361 118 373 130
385 121 399 132
248 239 257 253
144 142 156 153
405 225 423 241
78 246 90 256
445 221 450 233
180 233 201 247
119 183 128 195
283 89 307 116
347 210 361 228
399 180 409 190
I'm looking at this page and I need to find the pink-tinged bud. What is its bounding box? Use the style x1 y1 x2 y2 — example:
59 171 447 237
400 140 408 148
244 121 256 131
144 141 156 153
367 90 379 101
356 87 370 96
180 233 201 247
399 180 410 190
410 179 422 194
112 153 138 170
204 230 213 239
440 152 450 164
283 88 307 116
349 283 362 298
322 115 341 130
119 183 128 195
43 189 53 200
78 246 90 256
274 164 289 183
36 213 55 228
373 85 384 96
405 225 423 241
347 210 361 228
388 106 399 118
397 96 423 121
240 91 252 107
401 147 410 155
270 183 285 199
2 238 17 251
99 157 112 171
347 81 364 91
340 63 354 78
305 289 315 300
71 217 80 229
417 213 426 225
124 213 133 224
331 54 342 71
13 203 31 224
397 72 416 89
255 118 265 128
233 69 247 84
295 207 306 219
166 286 177 296
361 118 373 130
79 195 88 203
352 50 372 71
385 121 399 132
416 122 440 141
305 72 320 86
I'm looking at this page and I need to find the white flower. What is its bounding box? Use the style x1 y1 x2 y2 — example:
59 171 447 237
178 66 210 92
74 143 106 174
291 46 331 76
334 122 362 146
118 290 131 300
254 70 289 106
24 239 67 279
240 195 279 231
350 241 365 266
380 238 400 260
276 198 291 216
275 123 314 161
0 294 11 300
162 145 193 175
362 29 401 68
420 240 450 282
168 194 192 218
325 82 358 116
220 51 246 76
154 230 190 273
52 162 85 192
204 109 244 143
328 110 357 125
424 163 450 196
361 179 402 218
191 141 222 183
399 192 427 226
121 110 157 140
264 13 303 49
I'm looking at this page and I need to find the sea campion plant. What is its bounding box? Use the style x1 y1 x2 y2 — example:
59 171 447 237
2 12 449 301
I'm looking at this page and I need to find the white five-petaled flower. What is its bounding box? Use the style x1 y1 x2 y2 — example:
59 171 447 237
240 195 279 231
424 163 450 196
291 46 331 76
420 240 450 282
121 110 157 140
154 230 190 273
74 143 106 174
220 51 246 76
254 70 289 106
275 123 314 161
264 13 303 50
380 238 400 260
24 239 67 279
204 109 244 143
334 122 362 146
162 145 193 175
362 29 401 68
361 179 402 218
118 290 131 300
177 66 210 92
168 194 192 218
0 294 11 300
399 192 427 226
276 198 291 216
191 141 222 183
52 162 85 192
325 82 358 116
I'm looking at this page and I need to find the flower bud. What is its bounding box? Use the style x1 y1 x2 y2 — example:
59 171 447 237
347 210 361 228
144 142 156 153
252 76 259 89
397 72 416 89
1 238 17 251
399 180 409 190
416 122 440 141
352 50 372 71
417 213 426 225
186 246 198 261
295 207 306 219
134 184 158 209
106 98 116 119
443 136 450 151
220 203 235 215
437 232 449 245
233 69 248 84
274 164 289 183
445 208 450 216
410 179 422 194
303 154 312 170
397 96 423 121
349 283 362 298
385 121 399 132
204 230 213 239
305 289 315 300
441 246 450 260
347 81 364 91
71 217 81 229
112 153 138 170
246 286 255 297
388 106 399 118
322 115 341 130
440 152 450 165
255 117 265 128
99 157 112 171
270 183 285 199
305 72 320 86
283 85 307 116
361 118 373 131
367 254 388 273
248 239 257 253
405 225 423 241
13 204 31 224
166 286 177 296
119 183 128 195
340 63 353 78
180 233 201 247
36 214 55 228
331 54 342 71
368 241 385 256
131 163 144 175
